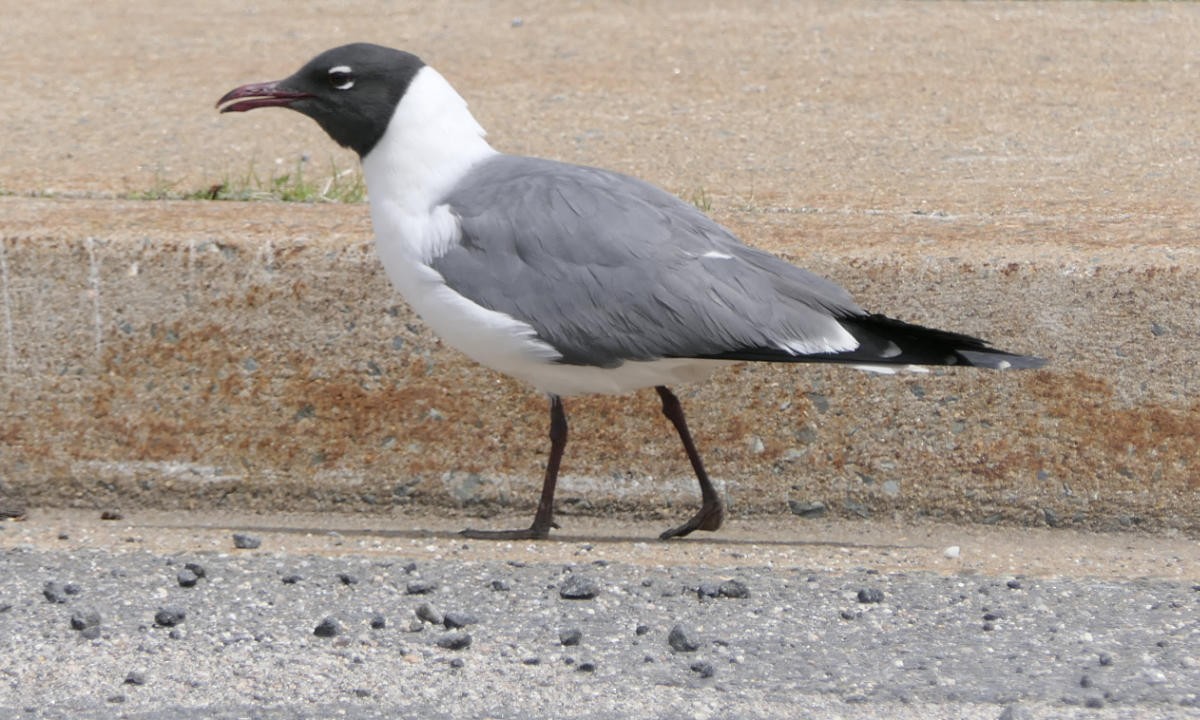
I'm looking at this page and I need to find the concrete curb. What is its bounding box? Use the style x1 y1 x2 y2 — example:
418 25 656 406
2 197 1196 533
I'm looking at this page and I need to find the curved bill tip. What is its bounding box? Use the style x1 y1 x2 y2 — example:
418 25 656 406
216 80 312 113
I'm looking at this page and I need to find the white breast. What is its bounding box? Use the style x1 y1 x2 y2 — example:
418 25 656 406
361 66 737 397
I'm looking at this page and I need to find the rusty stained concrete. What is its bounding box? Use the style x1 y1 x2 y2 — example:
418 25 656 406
2 1 1199 533
1 197 1196 534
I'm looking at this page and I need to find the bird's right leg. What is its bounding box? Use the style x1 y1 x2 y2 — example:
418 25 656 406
461 394 566 540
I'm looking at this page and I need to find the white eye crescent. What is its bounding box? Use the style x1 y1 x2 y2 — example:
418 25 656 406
328 65 355 90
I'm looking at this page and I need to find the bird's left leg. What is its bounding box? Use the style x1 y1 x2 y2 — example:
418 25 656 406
654 386 725 540
461 394 566 540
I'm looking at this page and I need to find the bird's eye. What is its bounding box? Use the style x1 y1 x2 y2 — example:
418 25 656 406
328 65 355 90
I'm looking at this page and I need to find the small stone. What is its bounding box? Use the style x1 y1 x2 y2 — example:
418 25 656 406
490 579 510 592
124 671 146 686
1085 696 1105 709
522 657 541 665
406 580 437 595
982 622 995 632
43 581 71 604
436 632 471 650
1042 508 1060 528
154 607 186 627
63 583 82 596
337 573 359 586
690 660 715 678
448 658 465 668
369 614 387 630
313 616 341 638
881 480 901 497
232 533 261 549
176 569 199 588
354 688 371 698
576 661 596 672
70 609 101 632
1006 579 1023 590
100 510 124 521
718 580 750 599
857 588 885 604
1098 652 1114 667
558 574 601 600
415 603 443 625
943 546 961 559
635 624 650 636
788 500 827 518
81 626 101 640
697 581 721 598
443 611 478 629
1080 674 1093 688
668 624 700 653
840 610 859 620
559 628 582 646
184 562 206 579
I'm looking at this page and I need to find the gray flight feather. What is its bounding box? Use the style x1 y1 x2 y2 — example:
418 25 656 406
431 155 865 367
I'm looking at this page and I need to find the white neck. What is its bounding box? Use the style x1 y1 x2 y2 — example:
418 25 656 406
361 66 497 218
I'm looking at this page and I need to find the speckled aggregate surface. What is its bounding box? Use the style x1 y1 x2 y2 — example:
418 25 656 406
2 511 1199 719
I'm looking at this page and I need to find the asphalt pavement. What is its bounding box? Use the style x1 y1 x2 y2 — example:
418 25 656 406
2 510 1197 719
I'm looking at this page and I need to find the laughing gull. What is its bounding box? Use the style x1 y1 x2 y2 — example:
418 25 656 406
218 43 1045 540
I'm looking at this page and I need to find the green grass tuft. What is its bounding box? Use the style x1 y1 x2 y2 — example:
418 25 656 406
123 156 366 203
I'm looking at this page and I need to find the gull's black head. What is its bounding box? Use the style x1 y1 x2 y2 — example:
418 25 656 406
217 43 425 157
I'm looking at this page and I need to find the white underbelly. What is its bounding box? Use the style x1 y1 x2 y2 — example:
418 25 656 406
377 244 732 396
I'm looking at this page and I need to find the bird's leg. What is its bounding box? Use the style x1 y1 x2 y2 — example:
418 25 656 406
461 395 566 540
655 386 725 540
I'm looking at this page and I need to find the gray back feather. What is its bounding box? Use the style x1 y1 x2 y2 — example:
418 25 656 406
432 155 863 367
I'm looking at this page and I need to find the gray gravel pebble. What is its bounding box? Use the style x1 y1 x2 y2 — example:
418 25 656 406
690 660 716 678
559 628 582 646
313 616 341 637
153 606 186 627
442 611 477 629
857 588 885 604
436 632 471 650
559 574 601 599
719 579 750 599
667 624 700 652
176 568 199 587
42 581 74 603
415 603 442 625
124 671 147 686
69 609 101 632
231 533 261 549
406 580 437 595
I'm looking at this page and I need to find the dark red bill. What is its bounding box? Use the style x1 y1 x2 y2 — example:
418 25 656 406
216 81 313 113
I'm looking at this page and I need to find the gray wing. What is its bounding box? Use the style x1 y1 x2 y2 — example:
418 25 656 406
432 155 864 367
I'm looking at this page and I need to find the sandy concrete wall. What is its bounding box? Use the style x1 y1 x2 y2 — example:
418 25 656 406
2 197 1196 531
1 1 1198 531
